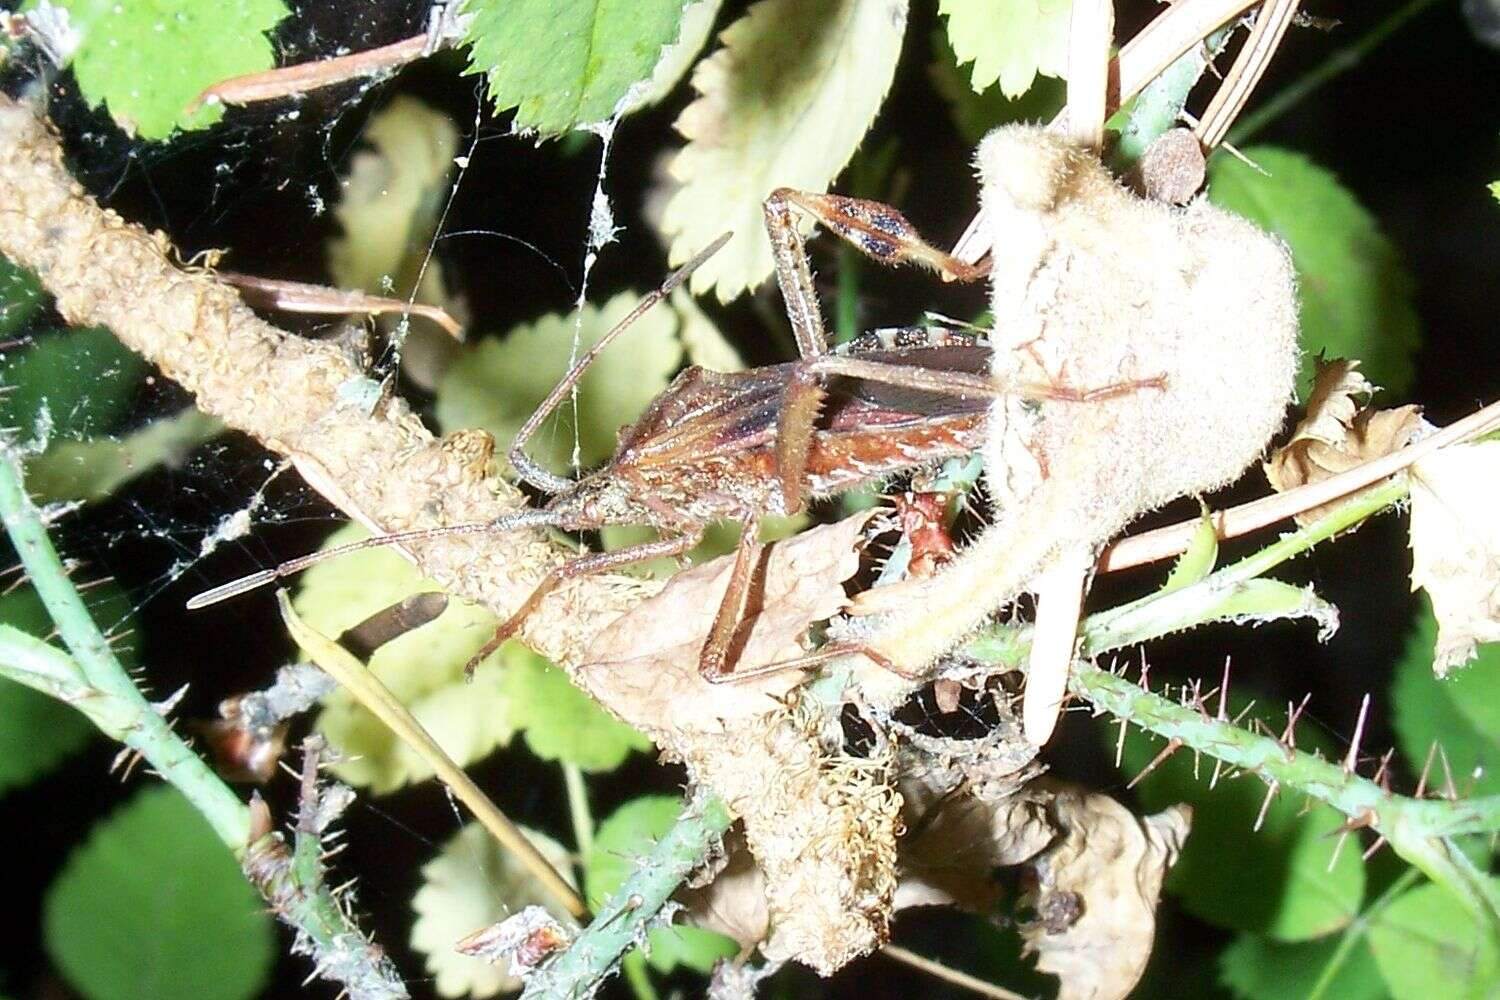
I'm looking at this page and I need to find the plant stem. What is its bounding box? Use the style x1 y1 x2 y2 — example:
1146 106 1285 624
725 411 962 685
562 761 594 858
1073 663 1500 838
966 473 1500 918
0 449 248 846
881 945 1029 1000
0 449 407 999
1087 474 1407 650
621 954 662 1000
1306 867 1422 1000
277 592 588 919
1113 26 1231 171
522 790 733 1000
1226 0 1443 145
835 243 860 345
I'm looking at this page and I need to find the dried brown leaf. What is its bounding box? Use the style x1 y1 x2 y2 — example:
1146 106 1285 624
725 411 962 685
580 513 872 737
1020 783 1190 1000
897 781 1053 914
678 839 771 957
1410 440 1500 675
1265 358 1424 525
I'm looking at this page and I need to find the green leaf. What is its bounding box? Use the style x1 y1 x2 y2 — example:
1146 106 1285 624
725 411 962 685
328 95 458 309
435 291 683 476
1117 695 1365 940
44 786 275 1000
1208 147 1419 399
463 0 687 135
1161 504 1217 595
501 642 649 772
1391 603 1500 798
25 408 222 504
585 796 739 973
1218 932 1386 1000
0 326 145 440
661 0 909 302
1214 579 1338 633
625 0 727 113
928 28 1065 146
0 253 45 339
938 0 1072 99
410 821 576 998
297 524 517 793
32 0 289 139
0 580 135 795
0 676 93 795
1367 880 1500 1000
671 286 743 372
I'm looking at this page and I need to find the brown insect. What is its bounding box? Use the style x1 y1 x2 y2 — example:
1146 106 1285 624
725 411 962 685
191 190 1157 680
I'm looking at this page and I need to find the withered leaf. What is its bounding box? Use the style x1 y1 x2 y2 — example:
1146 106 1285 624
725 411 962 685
1265 358 1424 525
1020 783 1191 1000
1409 440 1500 675
896 781 1053 915
580 513 872 736
677 839 771 958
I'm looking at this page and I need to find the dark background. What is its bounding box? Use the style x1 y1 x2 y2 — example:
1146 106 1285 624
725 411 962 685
1 0 1497 997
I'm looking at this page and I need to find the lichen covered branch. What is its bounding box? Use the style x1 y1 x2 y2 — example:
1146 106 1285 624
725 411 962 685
0 93 637 670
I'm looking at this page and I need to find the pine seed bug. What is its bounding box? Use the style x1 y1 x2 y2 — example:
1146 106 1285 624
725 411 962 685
190 195 1161 682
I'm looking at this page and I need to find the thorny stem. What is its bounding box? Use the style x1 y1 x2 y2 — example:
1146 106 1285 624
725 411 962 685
520 791 733 1000
0 447 248 845
1227 0 1443 145
969 474 1500 923
0 449 407 999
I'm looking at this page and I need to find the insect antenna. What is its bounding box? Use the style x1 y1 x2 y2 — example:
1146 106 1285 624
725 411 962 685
185 507 560 610
508 230 733 493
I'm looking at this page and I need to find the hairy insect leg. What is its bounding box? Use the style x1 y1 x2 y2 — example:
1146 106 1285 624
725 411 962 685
462 528 706 677
773 368 824 514
771 188 991 283
797 353 1168 405
186 507 559 610
763 187 992 361
763 191 832 360
508 232 731 495
1026 371 1168 402
697 512 762 679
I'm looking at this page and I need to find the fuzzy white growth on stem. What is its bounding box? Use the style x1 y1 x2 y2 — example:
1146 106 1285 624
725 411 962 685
855 124 1300 718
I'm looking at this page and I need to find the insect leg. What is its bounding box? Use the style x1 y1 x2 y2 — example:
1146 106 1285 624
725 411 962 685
463 526 706 677
697 511 761 680
701 639 918 686
798 354 1005 401
763 190 831 359
769 188 991 283
772 367 824 514
798 353 1169 406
